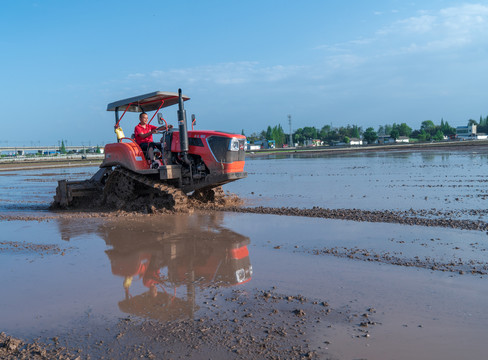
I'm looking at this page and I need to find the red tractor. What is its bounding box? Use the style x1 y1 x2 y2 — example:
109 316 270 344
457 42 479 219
53 90 247 210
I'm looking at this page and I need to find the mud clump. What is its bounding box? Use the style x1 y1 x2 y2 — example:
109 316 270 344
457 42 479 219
0 332 76 360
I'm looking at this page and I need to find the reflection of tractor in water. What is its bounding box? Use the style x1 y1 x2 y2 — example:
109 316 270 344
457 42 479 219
93 214 252 321
53 89 247 210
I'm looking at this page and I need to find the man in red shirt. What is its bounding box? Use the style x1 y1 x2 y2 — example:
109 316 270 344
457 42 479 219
134 112 171 168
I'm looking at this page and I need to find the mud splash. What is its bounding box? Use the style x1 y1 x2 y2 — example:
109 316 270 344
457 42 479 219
50 183 243 215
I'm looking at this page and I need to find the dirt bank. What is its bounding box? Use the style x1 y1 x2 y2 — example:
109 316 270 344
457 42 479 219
0 159 102 171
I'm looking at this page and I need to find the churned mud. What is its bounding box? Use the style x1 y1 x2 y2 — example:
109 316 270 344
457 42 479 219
0 332 76 360
0 288 377 360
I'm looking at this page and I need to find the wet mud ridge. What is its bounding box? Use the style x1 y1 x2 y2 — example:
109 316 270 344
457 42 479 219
20 192 488 234
224 206 488 232
0 241 68 256
307 245 488 275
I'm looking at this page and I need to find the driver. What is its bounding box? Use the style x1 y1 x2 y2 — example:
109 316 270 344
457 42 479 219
134 112 169 169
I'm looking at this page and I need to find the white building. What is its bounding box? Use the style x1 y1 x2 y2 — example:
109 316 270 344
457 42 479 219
349 138 363 146
395 136 409 143
456 125 477 140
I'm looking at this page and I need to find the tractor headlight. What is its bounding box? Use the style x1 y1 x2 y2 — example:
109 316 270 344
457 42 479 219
235 268 246 283
229 137 240 151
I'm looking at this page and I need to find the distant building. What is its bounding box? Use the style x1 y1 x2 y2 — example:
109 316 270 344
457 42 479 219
349 138 363 146
247 144 261 151
395 136 409 143
377 135 395 144
456 125 477 140
304 139 324 147
246 141 262 151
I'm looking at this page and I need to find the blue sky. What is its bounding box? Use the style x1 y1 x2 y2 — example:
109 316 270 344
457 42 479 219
1 0 488 146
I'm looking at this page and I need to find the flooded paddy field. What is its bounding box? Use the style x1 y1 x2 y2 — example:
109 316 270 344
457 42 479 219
1 147 488 359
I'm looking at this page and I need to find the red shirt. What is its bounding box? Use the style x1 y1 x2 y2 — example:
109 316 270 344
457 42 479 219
134 123 157 144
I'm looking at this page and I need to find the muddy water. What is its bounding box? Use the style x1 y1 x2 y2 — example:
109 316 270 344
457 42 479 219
1 148 488 359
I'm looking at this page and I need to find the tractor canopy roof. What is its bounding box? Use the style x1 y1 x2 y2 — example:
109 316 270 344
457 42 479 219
107 91 190 113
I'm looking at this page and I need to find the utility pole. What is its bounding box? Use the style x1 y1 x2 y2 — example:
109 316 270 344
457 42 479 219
288 114 293 147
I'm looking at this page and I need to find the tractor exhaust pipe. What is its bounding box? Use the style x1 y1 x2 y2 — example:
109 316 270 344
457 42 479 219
177 89 191 164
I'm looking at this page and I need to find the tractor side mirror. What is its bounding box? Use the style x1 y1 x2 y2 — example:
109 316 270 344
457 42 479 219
157 113 164 125
191 114 196 125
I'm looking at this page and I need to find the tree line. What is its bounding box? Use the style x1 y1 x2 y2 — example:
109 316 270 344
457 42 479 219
244 116 488 147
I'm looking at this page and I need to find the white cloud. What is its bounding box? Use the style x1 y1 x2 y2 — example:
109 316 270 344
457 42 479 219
379 3 488 53
142 62 305 86
314 3 488 65
118 3 488 113
127 73 145 79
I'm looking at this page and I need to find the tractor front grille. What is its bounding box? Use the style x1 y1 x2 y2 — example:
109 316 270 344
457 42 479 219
207 136 246 163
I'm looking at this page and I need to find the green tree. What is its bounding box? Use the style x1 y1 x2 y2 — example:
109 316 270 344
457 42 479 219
440 118 456 136
270 124 286 147
417 130 430 141
59 140 66 154
247 132 261 143
265 126 273 140
319 125 331 141
421 120 435 134
478 115 488 133
351 125 361 138
304 126 318 139
389 129 399 140
363 127 378 144
433 130 444 141
393 123 412 137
